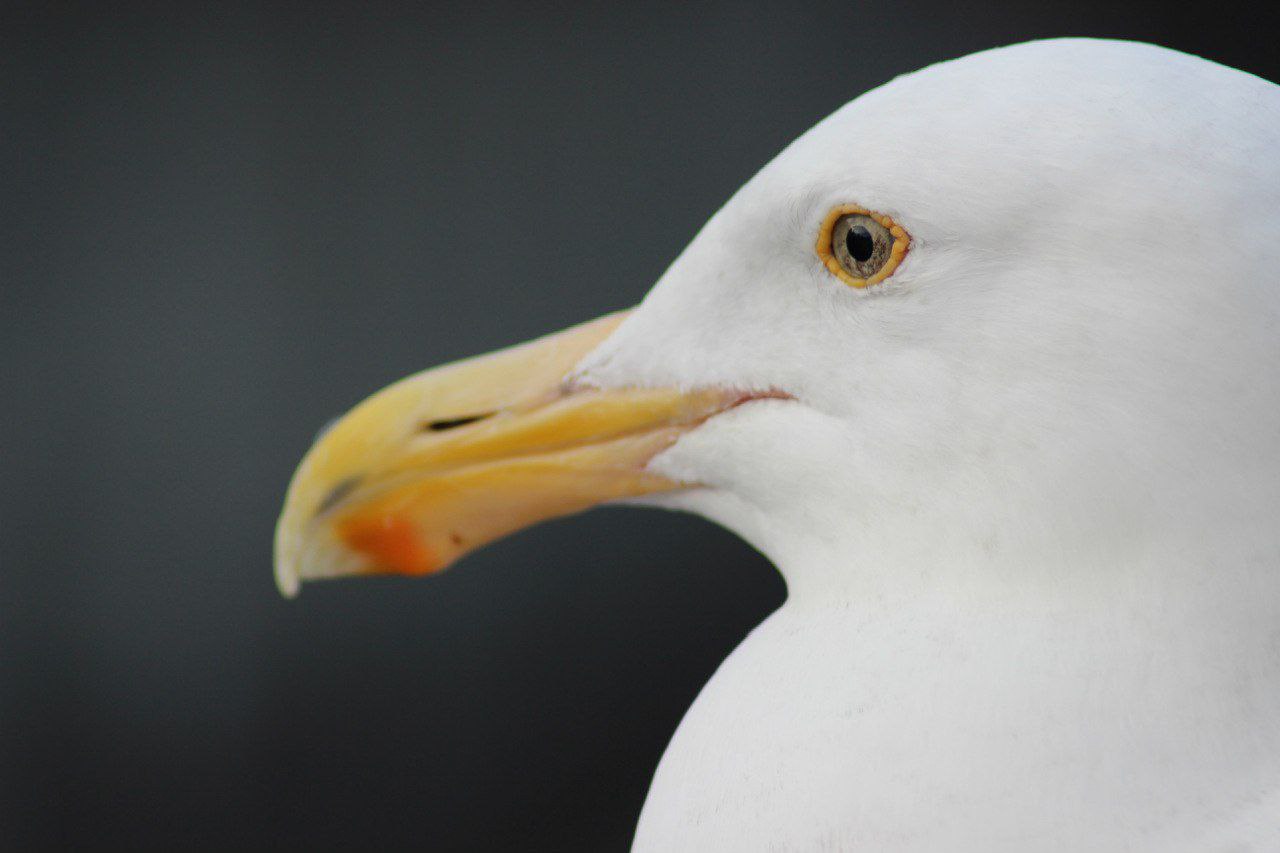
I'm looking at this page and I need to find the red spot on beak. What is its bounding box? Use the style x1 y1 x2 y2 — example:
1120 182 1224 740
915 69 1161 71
339 515 439 576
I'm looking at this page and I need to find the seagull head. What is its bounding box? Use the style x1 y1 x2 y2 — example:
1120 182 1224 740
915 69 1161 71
276 38 1280 598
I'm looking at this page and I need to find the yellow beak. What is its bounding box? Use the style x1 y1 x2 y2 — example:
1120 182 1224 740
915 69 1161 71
274 310 737 596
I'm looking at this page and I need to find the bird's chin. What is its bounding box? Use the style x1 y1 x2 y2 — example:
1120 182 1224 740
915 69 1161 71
641 395 804 484
632 394 857 548
625 395 806 516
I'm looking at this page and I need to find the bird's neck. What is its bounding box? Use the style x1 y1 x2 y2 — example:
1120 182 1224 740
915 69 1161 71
637 498 1280 849
759 511 1280 844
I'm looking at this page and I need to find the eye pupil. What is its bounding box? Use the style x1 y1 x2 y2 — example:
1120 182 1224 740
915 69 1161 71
845 225 874 263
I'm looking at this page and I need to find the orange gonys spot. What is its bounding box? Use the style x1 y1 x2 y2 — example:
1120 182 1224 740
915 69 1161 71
339 514 440 576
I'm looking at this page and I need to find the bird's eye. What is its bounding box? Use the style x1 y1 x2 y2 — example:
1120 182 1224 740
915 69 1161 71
816 205 910 287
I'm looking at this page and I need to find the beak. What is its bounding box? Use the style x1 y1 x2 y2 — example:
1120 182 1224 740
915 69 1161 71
274 310 737 597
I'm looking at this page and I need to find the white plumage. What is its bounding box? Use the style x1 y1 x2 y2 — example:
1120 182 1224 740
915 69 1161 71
568 39 1280 850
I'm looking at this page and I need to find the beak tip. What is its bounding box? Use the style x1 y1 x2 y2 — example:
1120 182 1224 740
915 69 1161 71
274 533 302 599
274 508 382 597
275 562 301 598
273 509 306 598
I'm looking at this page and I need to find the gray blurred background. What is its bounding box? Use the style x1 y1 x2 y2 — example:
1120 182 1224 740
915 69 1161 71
4 1 1276 849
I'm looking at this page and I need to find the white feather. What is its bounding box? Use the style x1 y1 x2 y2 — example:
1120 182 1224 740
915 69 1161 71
574 38 1280 850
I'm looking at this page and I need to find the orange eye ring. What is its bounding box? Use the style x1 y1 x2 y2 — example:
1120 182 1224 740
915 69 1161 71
816 204 910 288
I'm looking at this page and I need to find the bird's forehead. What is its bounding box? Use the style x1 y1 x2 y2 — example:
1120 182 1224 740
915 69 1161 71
751 38 1263 229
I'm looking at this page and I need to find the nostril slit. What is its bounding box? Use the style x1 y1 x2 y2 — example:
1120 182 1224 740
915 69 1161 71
316 475 361 516
423 412 494 432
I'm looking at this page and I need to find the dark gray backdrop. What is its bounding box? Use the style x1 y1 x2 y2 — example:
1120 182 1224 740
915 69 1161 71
5 2 1277 849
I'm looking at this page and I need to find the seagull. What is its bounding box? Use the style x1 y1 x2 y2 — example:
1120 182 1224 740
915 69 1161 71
275 39 1280 850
